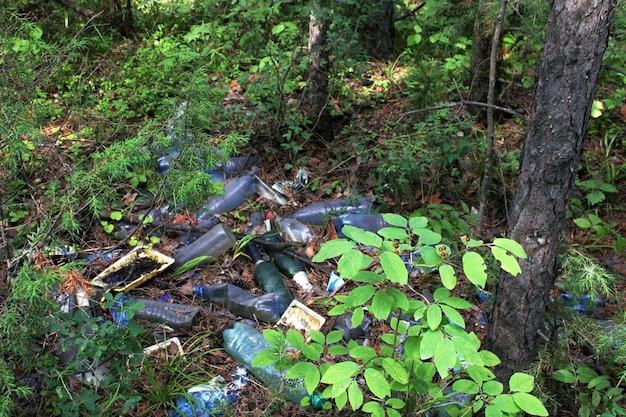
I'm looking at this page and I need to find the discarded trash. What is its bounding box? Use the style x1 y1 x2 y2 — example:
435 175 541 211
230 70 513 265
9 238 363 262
272 167 309 193
427 387 472 417
261 232 313 291
91 246 174 292
223 321 325 407
255 174 288 205
206 156 259 182
246 242 293 315
277 299 325 336
559 292 606 315
170 375 240 417
173 222 237 268
275 216 315 244
144 337 184 357
331 212 391 237
111 296 199 330
326 271 345 294
196 167 260 221
288 196 372 225
333 311 372 341
193 283 286 323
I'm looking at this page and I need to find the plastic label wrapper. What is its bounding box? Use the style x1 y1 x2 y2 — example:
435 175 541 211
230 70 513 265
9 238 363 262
144 337 184 358
91 246 174 292
277 299 325 336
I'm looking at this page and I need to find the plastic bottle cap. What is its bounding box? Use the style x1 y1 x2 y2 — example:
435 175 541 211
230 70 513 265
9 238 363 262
292 271 313 291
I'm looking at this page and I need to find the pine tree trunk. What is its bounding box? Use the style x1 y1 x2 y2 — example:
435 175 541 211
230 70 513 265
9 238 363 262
486 0 616 382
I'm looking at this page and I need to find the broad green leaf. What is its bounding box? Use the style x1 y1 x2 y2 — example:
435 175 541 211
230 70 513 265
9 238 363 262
483 380 504 395
262 329 284 346
313 239 355 261
382 213 408 227
338 250 373 278
451 335 483 367
462 251 487 288
509 372 535 393
420 245 441 266
347 380 364 410
301 343 323 361
110 211 123 221
286 362 320 394
349 345 377 362
551 369 576 383
426 304 443 330
439 296 472 309
466 364 495 384
492 238 527 259
409 216 428 229
433 287 450 301
404 335 421 361
346 285 376 307
485 404 505 417
321 361 361 384
414 228 442 245
326 330 344 344
479 350 501 367
460 235 484 247
512 392 549 416
380 251 408 284
286 328 304 349
362 401 384 415
309 329 325 345
577 366 599 384
574 217 592 228
434 337 457 378
352 306 365 328
452 379 480 394
370 290 394 320
252 349 279 367
420 329 443 360
599 182 618 193
385 398 406 409
491 246 522 276
352 270 384 283
343 225 383 247
492 394 520 413
441 304 465 330
335 390 348 410
377 227 408 241
364 368 391 399
439 264 457 289
385 287 410 310
328 345 348 356
588 375 611 390
382 357 409 384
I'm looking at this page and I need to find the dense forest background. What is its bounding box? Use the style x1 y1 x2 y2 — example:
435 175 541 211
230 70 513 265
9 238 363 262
1 0 626 416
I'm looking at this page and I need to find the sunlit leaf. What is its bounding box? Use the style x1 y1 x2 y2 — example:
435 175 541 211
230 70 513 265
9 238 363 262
462 251 487 288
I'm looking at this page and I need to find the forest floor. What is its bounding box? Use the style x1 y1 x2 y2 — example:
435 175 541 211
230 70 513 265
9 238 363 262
20 62 626 416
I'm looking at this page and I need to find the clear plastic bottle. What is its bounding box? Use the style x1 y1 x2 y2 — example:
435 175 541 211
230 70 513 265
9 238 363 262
223 321 325 407
196 168 260 221
246 242 293 315
276 216 315 244
288 196 372 225
331 212 390 237
173 223 237 267
193 283 285 323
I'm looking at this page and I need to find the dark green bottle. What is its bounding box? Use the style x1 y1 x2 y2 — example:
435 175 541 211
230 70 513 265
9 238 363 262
246 242 293 314
262 232 313 291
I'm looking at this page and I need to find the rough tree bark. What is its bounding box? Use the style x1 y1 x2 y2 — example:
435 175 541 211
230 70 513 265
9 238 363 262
486 0 616 382
359 0 395 59
308 0 334 143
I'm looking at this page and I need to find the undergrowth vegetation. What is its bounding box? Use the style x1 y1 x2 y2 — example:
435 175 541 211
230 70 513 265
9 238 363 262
1 0 625 416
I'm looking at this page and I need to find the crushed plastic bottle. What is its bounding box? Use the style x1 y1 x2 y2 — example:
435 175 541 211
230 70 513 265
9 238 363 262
223 321 325 407
193 283 285 323
111 296 199 330
196 168 260 221
170 374 242 417
333 311 372 341
173 223 237 268
206 156 259 182
260 232 313 291
246 242 293 315
331 212 391 237
288 196 373 225
276 216 315 244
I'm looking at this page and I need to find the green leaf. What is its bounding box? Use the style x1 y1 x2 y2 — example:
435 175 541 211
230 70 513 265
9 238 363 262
512 392 549 416
433 287 450 301
337 250 373 279
382 357 409 384
414 228 442 245
347 380 364 410
453 379 480 394
326 330 345 344
343 225 383 248
286 328 305 349
377 227 408 241
479 350 501 367
382 213 408 227
252 349 279 367
321 362 361 384
364 368 391 399
426 304 443 330
352 307 365 329
441 304 465 330
462 251 487 288
380 251 408 284
577 366 599 384
420 329 443 360
451 334 483 367
362 401 384 416
346 285 376 307
509 372 535 393
466 364 496 384
262 329 284 346
434 337 457 378
461 235 484 247
491 246 522 276
385 397 406 409
492 238 527 259
370 290 394 320
492 394 521 413
313 239 355 261
439 296 472 309
439 264 457 289
110 211 123 221
386 287 410 310
328 345 348 356
574 217 592 228
349 345 377 362
420 245 441 266
409 216 428 229
285 362 320 394
483 380 504 395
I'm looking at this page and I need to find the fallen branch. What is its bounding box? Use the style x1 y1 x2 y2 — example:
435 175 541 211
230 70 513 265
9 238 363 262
397 100 528 123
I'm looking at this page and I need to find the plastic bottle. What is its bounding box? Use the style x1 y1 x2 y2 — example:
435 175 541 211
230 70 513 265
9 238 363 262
246 242 293 315
206 156 259 182
223 321 325 407
276 216 315 244
260 232 313 292
196 167 260 221
288 196 373 225
331 212 390 237
110 296 200 330
173 223 237 267
171 374 242 417
193 283 285 323
333 311 372 341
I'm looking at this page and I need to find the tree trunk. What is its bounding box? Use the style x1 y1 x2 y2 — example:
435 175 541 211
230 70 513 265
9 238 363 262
308 1 334 143
486 0 615 382
360 0 395 59
468 0 493 121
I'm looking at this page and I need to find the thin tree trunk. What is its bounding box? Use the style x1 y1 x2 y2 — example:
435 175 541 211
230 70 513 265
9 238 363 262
486 0 616 382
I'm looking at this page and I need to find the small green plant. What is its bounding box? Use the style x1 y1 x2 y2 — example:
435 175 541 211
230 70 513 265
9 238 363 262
254 213 547 416
559 248 616 298
575 178 618 207
552 364 626 417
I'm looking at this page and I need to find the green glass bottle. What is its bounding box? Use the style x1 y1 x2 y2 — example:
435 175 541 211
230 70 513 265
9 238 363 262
246 241 293 314
262 232 313 292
